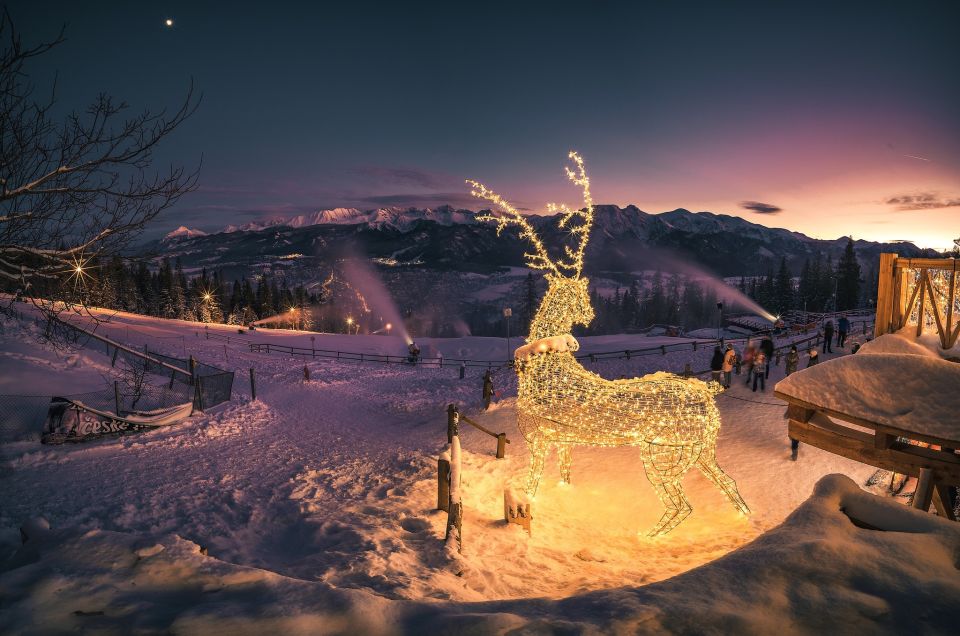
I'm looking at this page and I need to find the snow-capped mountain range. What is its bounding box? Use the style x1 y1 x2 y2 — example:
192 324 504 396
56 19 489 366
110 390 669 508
219 206 475 234
153 204 936 280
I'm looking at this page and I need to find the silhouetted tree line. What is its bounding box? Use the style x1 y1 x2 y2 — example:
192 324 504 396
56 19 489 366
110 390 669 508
50 256 319 328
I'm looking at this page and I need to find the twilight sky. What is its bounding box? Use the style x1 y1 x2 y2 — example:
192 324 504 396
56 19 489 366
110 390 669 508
16 1 960 248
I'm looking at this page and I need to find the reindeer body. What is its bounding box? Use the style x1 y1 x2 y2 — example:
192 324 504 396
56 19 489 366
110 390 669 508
469 152 749 536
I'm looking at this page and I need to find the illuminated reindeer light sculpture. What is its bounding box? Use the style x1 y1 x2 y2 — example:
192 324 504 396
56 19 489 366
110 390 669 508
468 152 749 536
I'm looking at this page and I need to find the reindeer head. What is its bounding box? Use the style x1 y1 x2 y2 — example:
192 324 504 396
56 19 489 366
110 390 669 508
468 152 596 341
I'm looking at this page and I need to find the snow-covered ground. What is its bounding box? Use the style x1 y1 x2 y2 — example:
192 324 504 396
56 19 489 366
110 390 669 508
2 307 958 633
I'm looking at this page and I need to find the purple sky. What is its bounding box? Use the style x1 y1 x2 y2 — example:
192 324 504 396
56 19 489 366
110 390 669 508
17 1 960 248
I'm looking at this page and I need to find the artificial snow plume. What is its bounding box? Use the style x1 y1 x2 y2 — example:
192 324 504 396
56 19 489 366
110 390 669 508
339 255 411 345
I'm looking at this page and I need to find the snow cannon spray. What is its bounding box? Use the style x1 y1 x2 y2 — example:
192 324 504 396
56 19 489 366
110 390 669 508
340 257 411 345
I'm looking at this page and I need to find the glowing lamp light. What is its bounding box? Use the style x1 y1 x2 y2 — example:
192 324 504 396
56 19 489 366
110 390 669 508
203 293 212 301
165 18 174 27
468 152 750 537
385 323 392 331
346 316 354 325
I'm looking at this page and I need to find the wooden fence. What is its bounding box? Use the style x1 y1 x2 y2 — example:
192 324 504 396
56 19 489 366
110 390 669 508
875 254 960 350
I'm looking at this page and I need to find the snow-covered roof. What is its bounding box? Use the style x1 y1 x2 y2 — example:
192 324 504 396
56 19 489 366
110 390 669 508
775 334 960 443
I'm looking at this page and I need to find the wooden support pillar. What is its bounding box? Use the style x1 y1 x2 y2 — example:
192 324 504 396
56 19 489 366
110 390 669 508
875 253 897 338
932 484 957 521
913 467 934 511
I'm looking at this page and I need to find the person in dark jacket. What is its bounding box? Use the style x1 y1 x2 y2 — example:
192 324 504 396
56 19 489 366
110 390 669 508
760 337 775 379
807 348 820 367
784 345 799 376
752 351 767 392
837 315 850 348
822 320 834 354
482 370 494 410
709 346 724 384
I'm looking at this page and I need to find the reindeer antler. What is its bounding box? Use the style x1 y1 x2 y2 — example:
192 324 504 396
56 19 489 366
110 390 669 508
546 151 594 278
468 180 561 275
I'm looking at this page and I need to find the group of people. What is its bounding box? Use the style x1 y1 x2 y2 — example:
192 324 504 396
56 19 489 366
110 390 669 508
710 334 825 393
821 315 851 354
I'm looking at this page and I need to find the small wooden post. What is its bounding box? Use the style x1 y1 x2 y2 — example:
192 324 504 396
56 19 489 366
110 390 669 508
249 367 257 400
303 364 310 381
912 467 934 511
496 433 507 459
437 455 450 512
111 346 119 367
189 355 197 386
194 376 205 411
114 380 121 415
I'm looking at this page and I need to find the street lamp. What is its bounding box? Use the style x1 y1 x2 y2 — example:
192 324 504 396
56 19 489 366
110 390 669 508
346 316 353 334
385 322 392 335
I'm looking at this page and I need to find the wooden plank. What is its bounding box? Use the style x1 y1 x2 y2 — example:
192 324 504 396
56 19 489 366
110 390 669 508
785 403 815 423
932 484 957 521
894 257 960 270
788 420 960 484
916 269 927 337
913 467 934 511
775 391 960 448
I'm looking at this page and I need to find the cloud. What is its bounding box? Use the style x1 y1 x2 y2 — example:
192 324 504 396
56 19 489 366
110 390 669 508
885 192 960 211
348 165 452 190
740 200 783 214
358 192 483 209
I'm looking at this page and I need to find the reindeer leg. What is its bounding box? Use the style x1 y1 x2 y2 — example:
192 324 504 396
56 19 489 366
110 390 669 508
557 444 572 484
524 434 549 497
696 444 750 516
640 441 696 536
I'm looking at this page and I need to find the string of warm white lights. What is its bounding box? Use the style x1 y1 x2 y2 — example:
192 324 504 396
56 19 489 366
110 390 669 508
468 151 750 537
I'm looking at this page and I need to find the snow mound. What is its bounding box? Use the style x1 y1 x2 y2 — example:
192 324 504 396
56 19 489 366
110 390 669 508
2 475 957 634
775 335 960 442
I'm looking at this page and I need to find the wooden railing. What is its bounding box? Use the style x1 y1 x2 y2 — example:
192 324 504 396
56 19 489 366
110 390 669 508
875 253 959 349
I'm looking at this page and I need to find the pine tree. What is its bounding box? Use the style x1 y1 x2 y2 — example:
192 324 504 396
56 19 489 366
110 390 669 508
835 237 861 310
774 257 793 314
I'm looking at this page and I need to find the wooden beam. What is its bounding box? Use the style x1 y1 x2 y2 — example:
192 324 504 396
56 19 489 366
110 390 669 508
875 431 896 450
946 266 957 348
916 269 927 337
932 484 957 521
899 271 922 331
788 419 960 484
923 273 948 349
894 257 960 270
913 467 934 511
775 391 960 448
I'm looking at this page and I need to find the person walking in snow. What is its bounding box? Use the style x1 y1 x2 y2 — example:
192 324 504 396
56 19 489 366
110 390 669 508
710 346 724 384
722 344 736 388
822 320 834 354
752 351 767 392
760 336 774 379
482 370 494 410
743 340 757 385
837 315 850 348
784 345 799 376
807 348 819 367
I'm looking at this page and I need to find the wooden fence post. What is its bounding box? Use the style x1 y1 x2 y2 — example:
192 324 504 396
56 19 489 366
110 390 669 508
437 455 450 512
114 380 121 415
194 376 205 411
189 355 197 386
445 416 462 555
249 367 257 400
111 346 119 367
447 404 457 444
496 433 507 459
